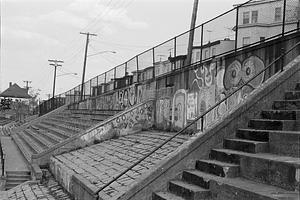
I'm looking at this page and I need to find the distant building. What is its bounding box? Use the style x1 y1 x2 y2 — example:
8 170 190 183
0 82 31 99
234 0 300 48
191 39 235 63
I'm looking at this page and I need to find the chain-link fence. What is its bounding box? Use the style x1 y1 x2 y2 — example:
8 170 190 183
39 0 300 116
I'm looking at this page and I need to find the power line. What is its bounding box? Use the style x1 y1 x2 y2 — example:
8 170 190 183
93 0 135 34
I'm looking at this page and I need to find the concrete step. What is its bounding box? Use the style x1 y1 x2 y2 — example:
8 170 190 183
268 130 300 157
236 129 269 142
261 110 298 120
273 100 300 110
184 170 300 200
23 129 49 149
17 131 44 154
195 159 240 178
5 171 30 190
223 138 269 153
35 123 71 139
24 128 54 148
6 171 30 176
248 119 296 131
169 180 211 200
209 148 300 191
66 114 96 124
6 183 24 190
41 120 80 135
11 134 34 162
68 109 117 116
31 125 65 142
48 116 90 130
91 117 104 122
182 170 210 189
285 91 300 100
152 192 185 200
6 176 30 181
66 111 113 121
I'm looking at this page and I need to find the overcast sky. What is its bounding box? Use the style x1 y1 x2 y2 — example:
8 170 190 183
1 0 246 99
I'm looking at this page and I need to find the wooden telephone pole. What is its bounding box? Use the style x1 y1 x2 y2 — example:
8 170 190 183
80 32 97 101
186 0 199 66
48 60 64 98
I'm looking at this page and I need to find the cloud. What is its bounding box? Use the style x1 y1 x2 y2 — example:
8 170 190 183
39 10 88 29
67 0 149 31
3 26 62 47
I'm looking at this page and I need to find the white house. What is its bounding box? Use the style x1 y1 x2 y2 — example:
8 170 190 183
234 0 300 48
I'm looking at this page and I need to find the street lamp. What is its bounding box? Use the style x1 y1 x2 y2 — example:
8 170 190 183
57 72 78 77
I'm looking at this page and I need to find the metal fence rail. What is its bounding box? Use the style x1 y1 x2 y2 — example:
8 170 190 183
93 36 300 199
39 0 300 116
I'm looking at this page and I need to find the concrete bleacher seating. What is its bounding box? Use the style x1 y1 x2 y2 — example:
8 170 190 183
0 117 12 126
11 108 121 164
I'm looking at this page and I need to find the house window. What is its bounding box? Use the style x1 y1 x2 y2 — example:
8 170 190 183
243 12 250 24
212 48 216 56
251 10 258 23
242 37 250 46
196 51 201 61
275 7 282 21
204 50 209 59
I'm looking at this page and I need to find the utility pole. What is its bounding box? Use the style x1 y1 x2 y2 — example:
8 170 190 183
48 60 64 98
80 32 97 101
186 0 199 66
23 80 32 91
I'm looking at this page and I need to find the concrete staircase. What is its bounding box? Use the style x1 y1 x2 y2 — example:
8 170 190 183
11 109 121 163
152 83 300 200
5 171 31 190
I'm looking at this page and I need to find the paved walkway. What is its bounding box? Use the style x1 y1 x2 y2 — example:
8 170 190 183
1 136 29 172
51 130 190 200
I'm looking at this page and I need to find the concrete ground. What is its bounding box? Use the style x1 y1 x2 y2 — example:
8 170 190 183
1 136 29 172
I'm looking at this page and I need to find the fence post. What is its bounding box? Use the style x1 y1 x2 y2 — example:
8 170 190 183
235 6 239 51
281 48 285 72
96 76 99 96
200 116 204 132
200 24 204 64
282 0 287 36
174 37 177 70
73 89 75 105
152 48 155 79
90 79 92 98
136 56 139 83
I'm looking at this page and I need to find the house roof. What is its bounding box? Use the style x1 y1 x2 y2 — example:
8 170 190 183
0 83 31 99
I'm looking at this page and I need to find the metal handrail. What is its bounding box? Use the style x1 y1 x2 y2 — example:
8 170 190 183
38 0 258 115
94 40 300 197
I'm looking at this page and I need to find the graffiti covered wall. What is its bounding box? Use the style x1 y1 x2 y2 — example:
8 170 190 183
81 100 154 143
186 55 265 131
154 52 266 131
75 83 156 111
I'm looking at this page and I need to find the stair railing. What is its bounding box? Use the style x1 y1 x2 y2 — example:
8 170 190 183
94 39 300 198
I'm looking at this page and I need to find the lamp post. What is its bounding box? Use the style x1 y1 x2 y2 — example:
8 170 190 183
88 51 116 57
